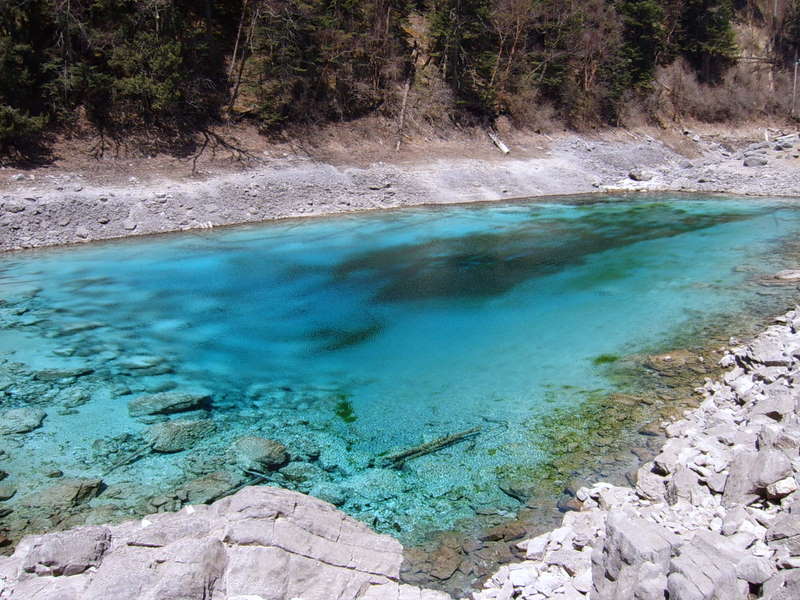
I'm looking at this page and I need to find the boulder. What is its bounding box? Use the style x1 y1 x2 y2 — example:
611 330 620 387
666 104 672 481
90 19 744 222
22 526 111 576
231 436 288 471
127 391 210 417
753 449 793 489
744 156 768 167
629 169 654 182
668 532 742 600
593 511 675 599
1 486 446 599
177 471 240 505
279 461 324 483
23 478 103 510
0 407 46 435
145 419 216 453
309 481 348 506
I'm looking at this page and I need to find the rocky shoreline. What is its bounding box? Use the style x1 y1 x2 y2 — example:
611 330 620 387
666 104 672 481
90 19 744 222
472 305 800 600
3 127 800 253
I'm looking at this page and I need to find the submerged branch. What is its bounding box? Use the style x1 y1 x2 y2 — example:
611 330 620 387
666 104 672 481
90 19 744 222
375 427 481 469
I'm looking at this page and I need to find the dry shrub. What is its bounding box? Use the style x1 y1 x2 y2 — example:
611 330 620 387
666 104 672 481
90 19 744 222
653 58 792 123
503 88 559 133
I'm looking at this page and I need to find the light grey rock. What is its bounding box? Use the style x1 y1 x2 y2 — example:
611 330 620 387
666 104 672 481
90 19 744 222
634 561 668 600
0 407 46 435
629 169 654 182
145 419 216 453
753 449 793 489
722 449 760 507
665 466 699 506
736 554 776 584
231 436 289 471
747 337 792 367
766 513 800 555
0 486 442 600
22 526 111 576
668 533 742 600
744 156 768 167
594 511 674 599
127 390 210 417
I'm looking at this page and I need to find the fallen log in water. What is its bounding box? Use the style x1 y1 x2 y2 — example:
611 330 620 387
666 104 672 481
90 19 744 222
375 427 481 469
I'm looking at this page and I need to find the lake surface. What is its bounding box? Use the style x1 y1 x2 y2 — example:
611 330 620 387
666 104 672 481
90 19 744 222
1 194 799 544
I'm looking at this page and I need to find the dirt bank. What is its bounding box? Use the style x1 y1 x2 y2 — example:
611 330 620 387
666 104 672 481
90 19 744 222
1 124 800 252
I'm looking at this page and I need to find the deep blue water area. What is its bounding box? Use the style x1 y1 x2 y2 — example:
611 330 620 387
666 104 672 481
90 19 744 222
1 194 800 542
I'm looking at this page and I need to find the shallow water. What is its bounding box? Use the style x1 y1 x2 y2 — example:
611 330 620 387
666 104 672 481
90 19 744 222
1 194 800 542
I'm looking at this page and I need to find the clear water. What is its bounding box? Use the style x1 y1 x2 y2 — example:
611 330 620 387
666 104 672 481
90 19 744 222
1 195 799 541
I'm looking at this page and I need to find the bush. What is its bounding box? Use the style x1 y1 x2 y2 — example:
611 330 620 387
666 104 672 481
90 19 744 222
0 104 45 156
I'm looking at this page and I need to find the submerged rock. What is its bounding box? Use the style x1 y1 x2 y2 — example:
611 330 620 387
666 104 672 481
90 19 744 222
0 407 46 435
23 478 102 510
231 436 288 472
146 419 216 453
310 481 347 506
127 390 211 417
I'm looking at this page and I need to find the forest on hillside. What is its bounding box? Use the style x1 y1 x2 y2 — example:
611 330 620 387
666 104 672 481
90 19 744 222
1 0 800 158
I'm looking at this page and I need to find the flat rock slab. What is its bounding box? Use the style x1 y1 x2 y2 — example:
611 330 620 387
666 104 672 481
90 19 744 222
0 407 46 435
0 486 451 600
127 390 211 417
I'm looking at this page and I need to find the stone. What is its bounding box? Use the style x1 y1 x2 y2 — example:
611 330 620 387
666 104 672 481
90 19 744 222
231 436 289 471
279 461 324 483
668 533 741 600
0 407 46 434
1 486 441 599
118 355 166 369
736 555 776 584
596 511 674 590
629 169 654 182
22 526 111 576
145 418 216 453
744 156 768 167
177 471 240 505
24 478 103 509
766 476 798 499
774 270 800 281
0 485 16 500
309 481 347 506
754 449 793 489
127 390 210 417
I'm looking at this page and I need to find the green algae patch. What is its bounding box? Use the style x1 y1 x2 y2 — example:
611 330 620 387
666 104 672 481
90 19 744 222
334 396 357 423
592 353 620 366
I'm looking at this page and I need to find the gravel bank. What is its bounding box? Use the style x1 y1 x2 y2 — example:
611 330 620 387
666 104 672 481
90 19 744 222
3 128 800 252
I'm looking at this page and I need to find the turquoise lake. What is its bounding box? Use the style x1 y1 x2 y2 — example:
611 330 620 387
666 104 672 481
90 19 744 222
1 194 800 545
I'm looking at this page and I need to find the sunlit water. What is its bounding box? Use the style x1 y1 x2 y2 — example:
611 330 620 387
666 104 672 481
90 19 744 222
1 194 799 541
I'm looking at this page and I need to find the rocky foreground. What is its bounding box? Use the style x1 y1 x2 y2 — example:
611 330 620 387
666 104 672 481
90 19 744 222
473 305 800 600
3 305 800 598
0 485 449 600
